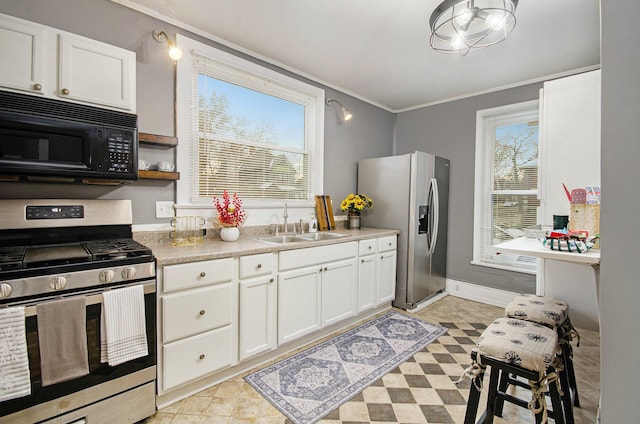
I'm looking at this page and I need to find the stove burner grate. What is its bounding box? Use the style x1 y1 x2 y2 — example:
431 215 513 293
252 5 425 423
82 239 153 261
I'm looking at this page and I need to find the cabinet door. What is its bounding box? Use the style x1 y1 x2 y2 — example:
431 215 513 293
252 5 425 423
58 33 135 111
239 275 277 360
377 250 397 305
0 14 46 94
321 258 357 326
277 266 321 345
358 254 376 313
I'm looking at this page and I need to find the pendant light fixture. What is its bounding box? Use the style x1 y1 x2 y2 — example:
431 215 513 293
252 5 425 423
429 0 518 56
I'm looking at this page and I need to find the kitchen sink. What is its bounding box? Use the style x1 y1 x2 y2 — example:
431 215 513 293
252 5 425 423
254 232 347 244
255 235 304 244
295 232 347 241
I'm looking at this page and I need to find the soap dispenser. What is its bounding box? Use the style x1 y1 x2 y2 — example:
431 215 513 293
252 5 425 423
309 214 318 233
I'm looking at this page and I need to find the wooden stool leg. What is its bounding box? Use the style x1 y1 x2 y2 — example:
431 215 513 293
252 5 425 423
548 373 566 424
559 360 575 424
563 344 580 407
493 371 511 417
464 370 486 424
482 368 500 424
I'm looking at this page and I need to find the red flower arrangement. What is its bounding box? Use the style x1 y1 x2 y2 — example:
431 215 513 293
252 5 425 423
213 190 247 227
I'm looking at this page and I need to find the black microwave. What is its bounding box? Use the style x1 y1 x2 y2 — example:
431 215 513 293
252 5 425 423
0 91 138 183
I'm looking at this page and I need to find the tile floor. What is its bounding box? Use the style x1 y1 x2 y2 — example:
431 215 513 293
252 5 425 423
143 295 600 423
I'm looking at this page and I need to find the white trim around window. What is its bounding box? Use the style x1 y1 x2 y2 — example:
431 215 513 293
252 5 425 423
175 34 325 225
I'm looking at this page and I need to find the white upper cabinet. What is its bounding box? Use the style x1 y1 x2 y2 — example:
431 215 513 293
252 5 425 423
0 14 45 94
0 13 135 112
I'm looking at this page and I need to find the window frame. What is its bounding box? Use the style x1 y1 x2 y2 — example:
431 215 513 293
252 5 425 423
472 100 540 274
175 35 325 221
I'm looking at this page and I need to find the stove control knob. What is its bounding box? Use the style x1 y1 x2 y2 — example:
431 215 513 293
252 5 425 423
99 270 115 283
122 267 137 280
0 283 12 298
50 276 67 290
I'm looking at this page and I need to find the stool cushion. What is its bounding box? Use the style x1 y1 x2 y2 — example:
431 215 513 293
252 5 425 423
505 295 569 328
477 318 559 374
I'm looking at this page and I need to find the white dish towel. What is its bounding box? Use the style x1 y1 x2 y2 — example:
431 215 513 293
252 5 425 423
0 306 30 401
100 285 148 366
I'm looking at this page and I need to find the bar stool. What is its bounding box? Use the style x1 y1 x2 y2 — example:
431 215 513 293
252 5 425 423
505 295 580 409
459 318 567 424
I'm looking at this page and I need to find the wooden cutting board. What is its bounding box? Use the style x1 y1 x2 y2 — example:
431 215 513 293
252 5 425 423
315 195 336 231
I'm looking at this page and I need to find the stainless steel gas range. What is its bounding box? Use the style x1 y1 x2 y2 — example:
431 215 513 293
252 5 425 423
0 199 156 424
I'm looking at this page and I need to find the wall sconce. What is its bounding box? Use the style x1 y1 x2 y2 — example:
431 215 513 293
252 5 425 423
152 30 183 64
326 98 353 122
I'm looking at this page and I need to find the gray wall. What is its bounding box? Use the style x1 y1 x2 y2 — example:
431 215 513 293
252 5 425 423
0 0 395 224
600 2 640 422
395 85 542 293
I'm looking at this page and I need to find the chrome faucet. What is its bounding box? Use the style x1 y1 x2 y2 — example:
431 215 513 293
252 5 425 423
283 202 289 233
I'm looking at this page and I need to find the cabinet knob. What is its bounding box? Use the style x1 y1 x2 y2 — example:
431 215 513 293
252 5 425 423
269 278 274 283
361 259 365 263
199 310 206 316
199 354 205 360
33 83 42 91
199 272 206 278
388 242 392 246
257 263 262 269
368 246 372 250
324 267 328 271
61 88 70 95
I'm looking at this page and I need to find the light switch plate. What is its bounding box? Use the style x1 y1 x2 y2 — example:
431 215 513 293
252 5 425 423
155 201 175 218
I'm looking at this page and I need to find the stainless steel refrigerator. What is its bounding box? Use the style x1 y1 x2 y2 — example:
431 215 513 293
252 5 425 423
358 151 449 309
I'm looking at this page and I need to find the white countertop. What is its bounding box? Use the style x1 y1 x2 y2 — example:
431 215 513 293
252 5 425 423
493 237 600 265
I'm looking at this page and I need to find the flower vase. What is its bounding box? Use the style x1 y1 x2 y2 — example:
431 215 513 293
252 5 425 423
220 226 240 242
347 210 361 230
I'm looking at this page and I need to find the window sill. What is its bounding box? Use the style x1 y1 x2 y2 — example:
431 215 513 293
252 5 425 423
470 260 536 275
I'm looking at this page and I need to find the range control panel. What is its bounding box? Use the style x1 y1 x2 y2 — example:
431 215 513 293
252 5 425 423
26 205 84 220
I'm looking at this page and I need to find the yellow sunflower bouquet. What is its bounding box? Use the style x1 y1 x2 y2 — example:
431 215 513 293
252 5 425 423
340 193 373 216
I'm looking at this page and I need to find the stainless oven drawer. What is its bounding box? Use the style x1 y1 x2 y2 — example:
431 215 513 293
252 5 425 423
41 381 155 424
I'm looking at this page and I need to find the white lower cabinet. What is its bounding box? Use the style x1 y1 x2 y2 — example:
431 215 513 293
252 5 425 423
377 250 397 304
278 265 322 345
321 258 357 326
159 257 237 393
239 253 277 361
157 235 397 404
358 240 378 312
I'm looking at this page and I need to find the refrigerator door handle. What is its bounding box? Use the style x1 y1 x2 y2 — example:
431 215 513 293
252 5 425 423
428 177 439 255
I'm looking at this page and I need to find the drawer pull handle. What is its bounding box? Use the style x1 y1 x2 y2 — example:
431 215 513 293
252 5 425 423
199 310 206 316
199 272 206 278
199 354 205 360
257 263 262 269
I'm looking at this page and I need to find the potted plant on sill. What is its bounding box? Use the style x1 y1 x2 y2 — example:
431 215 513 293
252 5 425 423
212 190 247 241
340 193 373 229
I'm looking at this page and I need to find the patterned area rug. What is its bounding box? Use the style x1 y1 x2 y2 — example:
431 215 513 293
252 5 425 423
245 311 447 424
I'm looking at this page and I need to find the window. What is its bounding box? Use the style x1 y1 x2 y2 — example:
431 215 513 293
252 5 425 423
473 100 540 273
176 35 324 212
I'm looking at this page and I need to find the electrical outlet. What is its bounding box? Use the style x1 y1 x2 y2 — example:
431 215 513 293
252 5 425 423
155 201 175 218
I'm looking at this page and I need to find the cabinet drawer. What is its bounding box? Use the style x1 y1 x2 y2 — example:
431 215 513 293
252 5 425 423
358 239 377 256
163 258 233 292
279 241 357 271
378 236 397 252
163 326 233 390
240 253 275 279
162 284 232 343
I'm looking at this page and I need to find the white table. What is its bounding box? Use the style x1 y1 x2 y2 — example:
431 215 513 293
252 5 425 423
493 237 600 331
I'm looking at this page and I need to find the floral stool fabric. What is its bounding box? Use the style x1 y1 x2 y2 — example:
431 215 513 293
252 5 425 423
476 317 560 377
505 294 568 328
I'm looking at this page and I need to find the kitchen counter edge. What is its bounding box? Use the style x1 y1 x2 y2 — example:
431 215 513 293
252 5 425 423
139 228 400 267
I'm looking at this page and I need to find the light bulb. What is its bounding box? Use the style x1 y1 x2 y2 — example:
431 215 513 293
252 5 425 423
342 107 353 121
169 46 183 63
485 12 507 30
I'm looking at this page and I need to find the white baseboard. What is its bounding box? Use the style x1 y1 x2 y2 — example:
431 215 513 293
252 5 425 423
445 278 521 308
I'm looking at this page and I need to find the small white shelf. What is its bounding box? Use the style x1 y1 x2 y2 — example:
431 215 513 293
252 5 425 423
493 237 600 265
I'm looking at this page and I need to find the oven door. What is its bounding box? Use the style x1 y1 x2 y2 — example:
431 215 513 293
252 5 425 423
0 280 156 423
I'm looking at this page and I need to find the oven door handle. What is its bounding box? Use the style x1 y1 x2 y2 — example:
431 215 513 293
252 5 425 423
22 280 156 318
